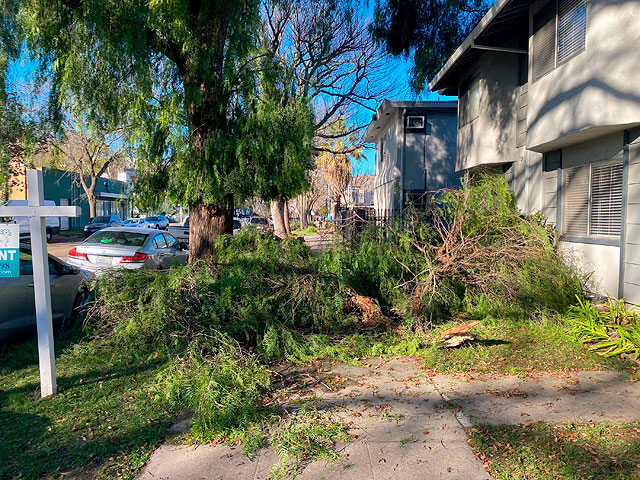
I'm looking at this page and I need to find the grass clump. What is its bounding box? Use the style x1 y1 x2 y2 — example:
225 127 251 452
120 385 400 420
469 422 640 480
0 329 174 480
292 224 317 236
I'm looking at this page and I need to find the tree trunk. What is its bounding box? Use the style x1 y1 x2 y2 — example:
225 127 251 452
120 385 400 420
188 194 233 263
270 199 287 238
331 200 339 224
299 207 309 229
87 192 97 218
283 201 291 234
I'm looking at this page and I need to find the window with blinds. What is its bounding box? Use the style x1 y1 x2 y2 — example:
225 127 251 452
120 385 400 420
563 165 590 236
533 1 557 81
563 161 623 238
533 0 587 81
591 163 623 235
558 0 587 64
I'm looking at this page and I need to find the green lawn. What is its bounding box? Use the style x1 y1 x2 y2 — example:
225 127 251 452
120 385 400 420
1 315 636 479
470 422 640 480
0 328 173 479
417 316 635 375
291 226 317 236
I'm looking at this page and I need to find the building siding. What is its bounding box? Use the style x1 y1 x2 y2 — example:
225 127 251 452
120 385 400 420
622 129 640 304
527 0 640 152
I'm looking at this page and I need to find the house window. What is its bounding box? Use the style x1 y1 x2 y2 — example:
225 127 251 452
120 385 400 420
533 0 587 80
533 1 557 80
406 116 425 129
458 76 479 127
562 161 623 238
380 138 387 164
557 0 587 64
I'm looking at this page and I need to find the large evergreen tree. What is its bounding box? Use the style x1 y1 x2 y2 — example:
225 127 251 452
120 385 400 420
5 0 264 260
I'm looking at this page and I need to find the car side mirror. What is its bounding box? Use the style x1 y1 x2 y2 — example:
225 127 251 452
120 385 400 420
179 241 189 251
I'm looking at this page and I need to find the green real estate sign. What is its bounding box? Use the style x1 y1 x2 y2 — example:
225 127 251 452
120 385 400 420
0 224 19 277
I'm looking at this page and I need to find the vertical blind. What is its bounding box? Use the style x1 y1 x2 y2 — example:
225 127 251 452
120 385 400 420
558 0 587 64
563 165 590 236
590 163 623 236
533 0 557 81
563 161 623 237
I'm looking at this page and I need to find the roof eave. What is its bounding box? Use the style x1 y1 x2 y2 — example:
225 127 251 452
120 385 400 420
428 0 516 93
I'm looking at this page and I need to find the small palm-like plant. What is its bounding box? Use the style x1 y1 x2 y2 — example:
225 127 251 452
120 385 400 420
567 296 640 359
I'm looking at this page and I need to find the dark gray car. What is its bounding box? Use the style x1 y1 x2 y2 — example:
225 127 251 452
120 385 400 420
84 215 123 237
0 246 91 341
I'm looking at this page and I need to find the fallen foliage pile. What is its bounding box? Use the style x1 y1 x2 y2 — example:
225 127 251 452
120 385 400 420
86 172 586 472
322 171 584 326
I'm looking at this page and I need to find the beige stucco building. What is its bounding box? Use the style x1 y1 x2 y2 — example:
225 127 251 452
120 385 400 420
430 0 640 302
362 100 460 217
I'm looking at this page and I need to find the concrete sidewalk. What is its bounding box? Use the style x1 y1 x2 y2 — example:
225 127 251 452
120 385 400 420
137 358 640 480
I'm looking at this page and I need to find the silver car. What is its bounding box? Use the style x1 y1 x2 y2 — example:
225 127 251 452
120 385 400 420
0 245 91 341
67 227 188 273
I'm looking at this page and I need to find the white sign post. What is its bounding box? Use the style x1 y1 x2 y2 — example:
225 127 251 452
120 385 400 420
0 169 81 397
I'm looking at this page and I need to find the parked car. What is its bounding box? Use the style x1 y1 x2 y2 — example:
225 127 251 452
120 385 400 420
248 216 271 233
142 215 169 230
166 216 189 242
167 216 241 241
0 245 91 341
2 199 61 242
123 218 148 227
84 215 123 237
67 227 188 273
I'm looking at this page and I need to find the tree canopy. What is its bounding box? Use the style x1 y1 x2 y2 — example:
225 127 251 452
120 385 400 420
370 0 489 92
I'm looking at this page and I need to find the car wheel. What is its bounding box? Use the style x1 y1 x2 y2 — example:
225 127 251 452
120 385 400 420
71 290 92 325
46 228 53 243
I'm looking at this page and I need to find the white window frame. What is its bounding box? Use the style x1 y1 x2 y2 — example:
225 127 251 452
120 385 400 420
561 158 623 240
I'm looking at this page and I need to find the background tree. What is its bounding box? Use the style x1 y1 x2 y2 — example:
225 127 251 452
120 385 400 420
259 0 401 230
316 119 364 221
296 167 328 229
370 0 489 92
38 117 129 218
237 47 315 238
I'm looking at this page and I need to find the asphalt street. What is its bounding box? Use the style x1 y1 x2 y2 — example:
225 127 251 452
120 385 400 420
48 235 84 262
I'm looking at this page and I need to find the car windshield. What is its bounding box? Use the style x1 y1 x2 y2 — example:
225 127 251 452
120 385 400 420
250 218 266 224
91 216 110 224
145 216 158 221
124 219 138 224
86 231 148 247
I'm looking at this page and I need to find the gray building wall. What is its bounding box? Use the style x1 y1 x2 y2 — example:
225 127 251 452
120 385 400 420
373 111 401 216
527 0 640 152
457 51 520 172
369 103 459 216
622 128 640 304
